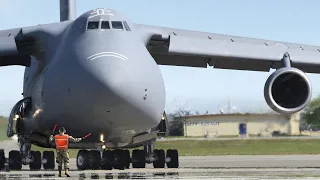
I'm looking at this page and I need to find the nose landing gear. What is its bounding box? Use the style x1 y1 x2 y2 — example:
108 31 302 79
75 141 179 170
77 149 131 170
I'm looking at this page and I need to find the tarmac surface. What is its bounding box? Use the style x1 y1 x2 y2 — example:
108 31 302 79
2 140 320 179
157 136 320 141
2 168 320 179
1 156 320 179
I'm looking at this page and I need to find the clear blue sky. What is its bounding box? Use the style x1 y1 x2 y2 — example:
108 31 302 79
1 0 320 115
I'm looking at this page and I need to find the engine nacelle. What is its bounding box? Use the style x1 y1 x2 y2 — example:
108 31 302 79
264 67 311 114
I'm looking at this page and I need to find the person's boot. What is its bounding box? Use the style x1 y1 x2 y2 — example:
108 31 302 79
65 168 70 177
58 166 62 177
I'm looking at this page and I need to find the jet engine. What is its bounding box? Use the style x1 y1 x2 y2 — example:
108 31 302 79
264 67 311 114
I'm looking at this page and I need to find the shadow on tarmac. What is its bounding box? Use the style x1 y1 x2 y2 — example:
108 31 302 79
0 172 180 179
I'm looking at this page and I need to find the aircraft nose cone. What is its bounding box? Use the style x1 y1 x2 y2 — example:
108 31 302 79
86 63 132 107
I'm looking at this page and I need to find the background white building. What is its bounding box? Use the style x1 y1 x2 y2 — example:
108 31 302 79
183 113 300 138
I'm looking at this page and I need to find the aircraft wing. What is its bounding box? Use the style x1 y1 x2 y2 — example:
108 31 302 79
135 24 320 73
0 21 70 67
0 27 34 67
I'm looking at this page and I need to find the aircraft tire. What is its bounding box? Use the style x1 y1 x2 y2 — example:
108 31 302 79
124 150 131 169
153 149 165 168
132 149 145 168
77 150 89 170
166 149 179 168
29 151 41 170
113 149 125 170
0 150 5 170
89 150 101 170
43 151 55 170
9 150 22 170
101 150 113 170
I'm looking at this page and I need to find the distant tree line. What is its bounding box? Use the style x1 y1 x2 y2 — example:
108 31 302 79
301 95 320 131
167 109 207 136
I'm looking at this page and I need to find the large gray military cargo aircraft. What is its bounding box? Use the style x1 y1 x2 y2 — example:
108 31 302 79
0 0 318 171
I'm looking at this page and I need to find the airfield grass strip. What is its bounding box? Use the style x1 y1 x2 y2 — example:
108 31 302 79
31 139 320 158
0 117 10 141
2 116 320 157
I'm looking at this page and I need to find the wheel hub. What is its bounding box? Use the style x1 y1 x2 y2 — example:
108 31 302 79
77 156 84 166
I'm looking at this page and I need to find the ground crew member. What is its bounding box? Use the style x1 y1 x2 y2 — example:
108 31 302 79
49 127 83 177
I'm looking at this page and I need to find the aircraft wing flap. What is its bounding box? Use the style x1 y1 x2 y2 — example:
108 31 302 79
150 53 209 68
139 24 320 73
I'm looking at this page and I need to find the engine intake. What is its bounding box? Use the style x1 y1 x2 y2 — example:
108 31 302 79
264 67 311 114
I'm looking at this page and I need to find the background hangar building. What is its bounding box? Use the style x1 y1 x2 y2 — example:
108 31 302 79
182 113 300 138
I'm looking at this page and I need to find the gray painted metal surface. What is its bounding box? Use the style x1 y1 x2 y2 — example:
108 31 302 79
0 1 319 149
60 0 77 21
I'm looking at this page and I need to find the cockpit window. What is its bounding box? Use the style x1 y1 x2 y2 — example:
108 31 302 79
87 21 99 29
101 21 110 29
123 21 131 31
111 21 123 29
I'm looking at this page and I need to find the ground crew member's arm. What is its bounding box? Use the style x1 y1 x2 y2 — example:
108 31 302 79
68 136 82 143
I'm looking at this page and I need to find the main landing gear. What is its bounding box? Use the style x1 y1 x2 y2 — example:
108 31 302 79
2 98 54 170
0 149 55 171
0 146 55 171
0 135 55 171
76 141 179 170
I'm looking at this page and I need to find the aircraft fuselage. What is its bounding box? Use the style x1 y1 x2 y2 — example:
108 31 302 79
22 9 166 148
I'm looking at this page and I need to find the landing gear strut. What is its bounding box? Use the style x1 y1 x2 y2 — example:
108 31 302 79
76 141 179 170
140 141 179 169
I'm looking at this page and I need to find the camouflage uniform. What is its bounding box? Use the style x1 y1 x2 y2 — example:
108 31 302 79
49 134 82 168
49 126 84 177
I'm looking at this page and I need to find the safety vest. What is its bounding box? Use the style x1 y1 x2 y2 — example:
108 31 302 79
55 134 69 150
